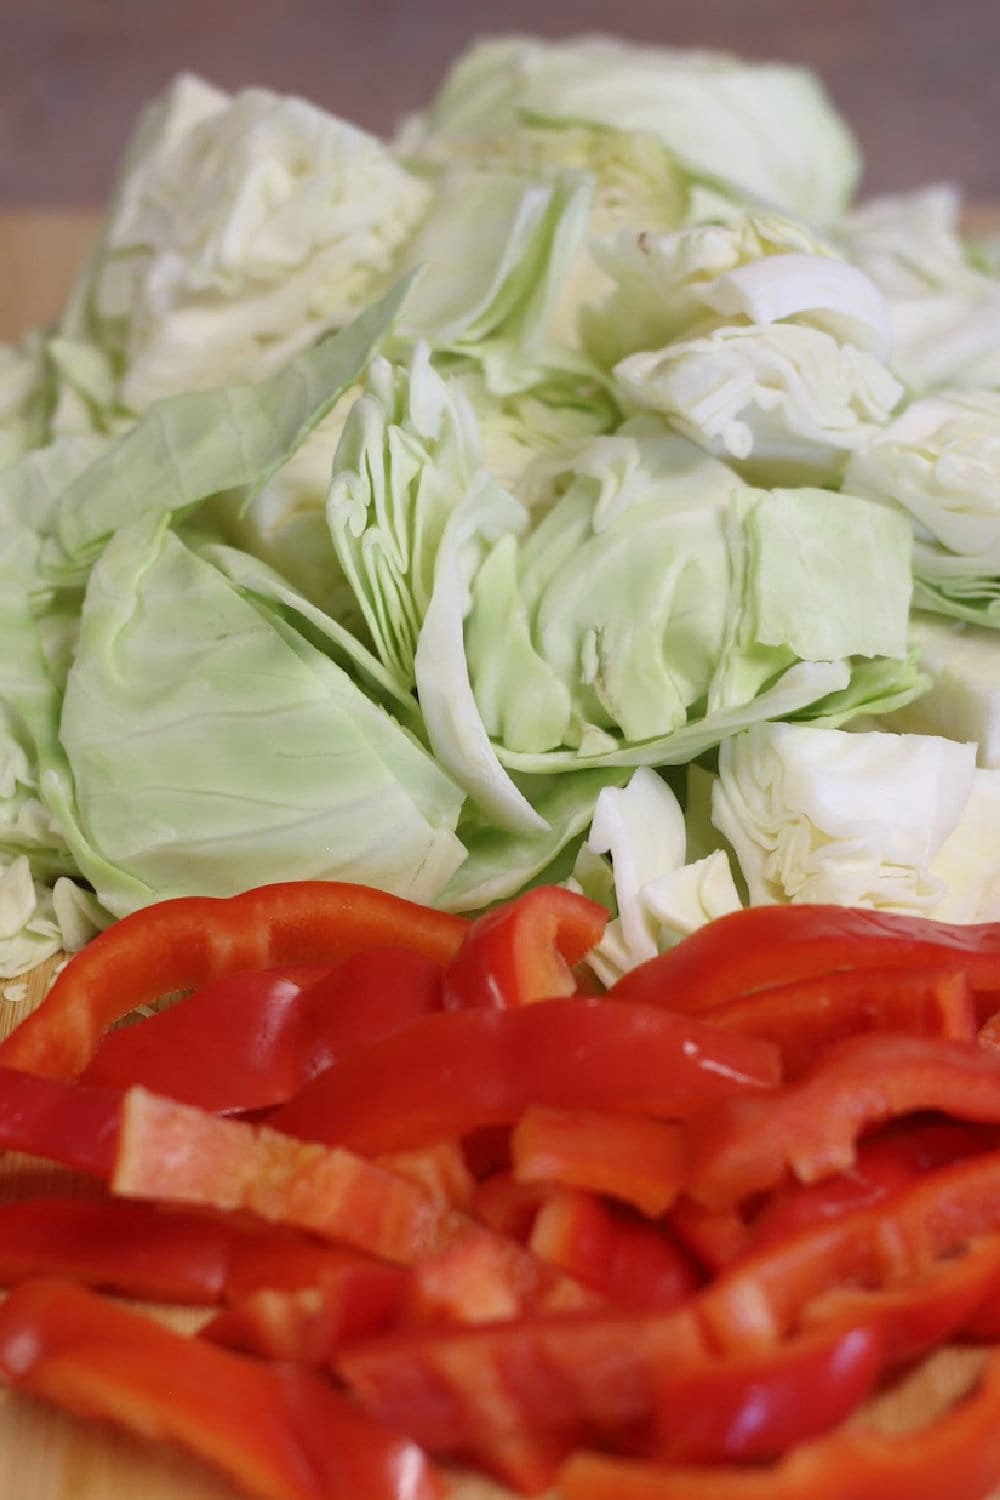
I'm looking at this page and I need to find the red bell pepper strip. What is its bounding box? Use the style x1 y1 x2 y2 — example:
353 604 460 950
202 1261 409 1364
441 885 607 1010
0 1194 397 1308
374 1141 475 1210
338 1304 879 1489
0 1277 443 1500
0 1064 121 1175
470 1170 552 1241
608 903 1000 1015
0 880 467 1081
511 1106 687 1217
799 1234 1000 1364
702 965 976 1079
270 999 781 1155
402 1224 596 1327
558 1346 1000 1500
112 1087 457 1265
337 1301 709 1492
666 1197 751 1274
81 947 445 1113
650 1320 883 1462
746 1121 990 1252
527 1188 702 1310
696 1147 1000 1352
684 1033 1000 1211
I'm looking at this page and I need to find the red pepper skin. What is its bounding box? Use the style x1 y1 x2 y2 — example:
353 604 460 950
666 1198 751 1275
608 904 1000 1015
112 1087 457 1266
696 1148 1000 1352
527 1188 702 1310
651 1320 883 1462
338 1307 879 1488
746 1122 990 1252
270 999 781 1155
0 1065 121 1175
0 1277 443 1500
684 1034 1000 1211
558 1346 1000 1500
0 881 467 1081
203 1262 410 1364
511 1107 686 1218
81 948 444 1113
441 886 607 1010
703 966 975 1079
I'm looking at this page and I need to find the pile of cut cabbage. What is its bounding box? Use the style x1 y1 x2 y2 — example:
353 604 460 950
4 34 1000 980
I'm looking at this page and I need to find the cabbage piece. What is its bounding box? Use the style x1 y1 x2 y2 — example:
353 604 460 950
401 121 691 349
0 857 105 979
840 186 1000 392
438 765 629 912
398 165 591 350
0 334 49 469
41 276 412 585
711 721 989 913
614 322 902 485
877 613 1000 766
409 35 859 226
583 213 889 370
45 513 467 917
70 74 431 411
844 389 1000 623
464 420 914 771
326 344 486 690
573 768 742 985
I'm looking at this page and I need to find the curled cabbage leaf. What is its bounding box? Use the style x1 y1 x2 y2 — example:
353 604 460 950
72 74 431 411
407 35 859 226
711 721 1000 919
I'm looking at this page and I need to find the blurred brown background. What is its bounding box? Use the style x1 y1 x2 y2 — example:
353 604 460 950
3 0 999 206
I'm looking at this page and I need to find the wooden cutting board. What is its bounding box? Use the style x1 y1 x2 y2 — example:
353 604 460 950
3 206 1000 1498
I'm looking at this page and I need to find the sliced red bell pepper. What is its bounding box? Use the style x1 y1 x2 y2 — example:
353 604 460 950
666 1197 751 1275
746 1121 990 1252
696 1147 1000 1352
0 880 467 1081
202 1261 409 1365
608 903 1000 1015
702 965 975 1079
373 1141 475 1211
270 999 781 1155
441 885 607 1010
0 1277 443 1500
0 1064 121 1175
470 1170 552 1241
558 1346 1000 1500
799 1234 1000 1364
337 1301 709 1492
338 1303 879 1489
112 1087 457 1265
684 1033 1000 1211
402 1224 596 1327
527 1188 702 1310
511 1106 686 1217
81 947 444 1113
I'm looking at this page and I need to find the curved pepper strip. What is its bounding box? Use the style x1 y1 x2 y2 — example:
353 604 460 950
558 1345 1000 1500
702 966 975 1079
81 947 445 1113
0 881 468 1081
696 1147 1000 1352
269 999 780 1155
527 1188 702 1310
684 1033 1000 1211
0 1277 443 1500
337 1307 880 1489
441 886 607 1010
511 1106 687 1217
609 904 1000 1016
